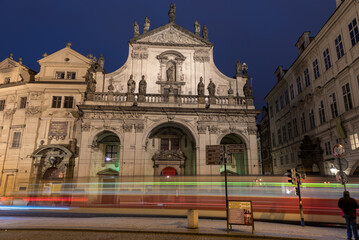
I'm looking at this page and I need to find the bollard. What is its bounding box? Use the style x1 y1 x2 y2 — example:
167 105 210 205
187 209 198 229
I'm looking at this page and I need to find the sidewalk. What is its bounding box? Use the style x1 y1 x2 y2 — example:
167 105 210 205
0 216 346 240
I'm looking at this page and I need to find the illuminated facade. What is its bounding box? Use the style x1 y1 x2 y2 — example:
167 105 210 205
0 5 259 196
265 0 359 175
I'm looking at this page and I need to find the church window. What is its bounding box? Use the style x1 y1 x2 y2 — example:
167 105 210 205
63 96 74 108
329 93 338 119
324 141 331 155
296 77 302 94
318 100 326 124
66 72 76 79
12 132 21 148
55 71 65 79
304 68 310 87
289 84 294 100
0 100 5 111
105 145 118 162
19 97 27 109
160 138 179 151
52 96 62 108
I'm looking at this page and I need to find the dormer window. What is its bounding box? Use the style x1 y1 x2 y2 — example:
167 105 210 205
55 71 65 79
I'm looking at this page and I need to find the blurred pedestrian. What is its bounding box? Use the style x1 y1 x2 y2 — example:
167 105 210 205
338 191 358 240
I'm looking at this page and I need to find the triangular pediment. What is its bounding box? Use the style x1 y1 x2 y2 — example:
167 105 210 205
38 46 93 65
0 58 20 70
131 23 212 47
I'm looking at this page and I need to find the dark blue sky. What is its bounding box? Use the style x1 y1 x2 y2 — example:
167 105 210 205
0 0 335 112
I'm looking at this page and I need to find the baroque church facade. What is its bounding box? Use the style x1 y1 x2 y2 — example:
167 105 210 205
0 5 259 196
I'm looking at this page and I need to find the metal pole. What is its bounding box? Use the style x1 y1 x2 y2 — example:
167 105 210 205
338 157 347 191
224 145 229 232
297 177 304 227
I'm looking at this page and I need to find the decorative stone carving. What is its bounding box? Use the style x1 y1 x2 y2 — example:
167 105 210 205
108 78 114 92
48 121 68 140
26 106 41 116
197 125 207 134
305 93 313 104
208 125 220 134
81 123 91 132
207 79 216 96
30 92 42 100
314 86 323 96
86 112 142 120
193 49 210 62
134 123 144 133
248 126 257 135
4 108 16 118
123 123 133 132
131 46 149 59
197 77 205 96
138 27 204 45
198 114 246 123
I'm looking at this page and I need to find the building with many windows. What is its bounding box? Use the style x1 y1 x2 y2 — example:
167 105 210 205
265 0 359 175
0 5 260 196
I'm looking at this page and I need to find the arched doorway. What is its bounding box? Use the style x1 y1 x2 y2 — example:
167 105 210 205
90 131 121 175
147 123 196 176
220 133 247 175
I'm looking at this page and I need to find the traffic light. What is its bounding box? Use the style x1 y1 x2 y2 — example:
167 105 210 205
287 168 297 185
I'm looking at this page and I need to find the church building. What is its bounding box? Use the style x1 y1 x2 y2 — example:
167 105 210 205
0 5 259 196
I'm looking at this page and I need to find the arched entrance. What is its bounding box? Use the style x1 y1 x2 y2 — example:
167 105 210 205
220 133 247 175
90 131 121 175
147 123 196 176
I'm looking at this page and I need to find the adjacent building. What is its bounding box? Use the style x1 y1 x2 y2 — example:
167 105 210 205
265 0 359 175
0 5 260 196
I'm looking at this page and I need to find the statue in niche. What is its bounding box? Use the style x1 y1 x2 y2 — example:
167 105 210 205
197 77 204 96
207 79 216 96
139 75 147 94
236 60 242 75
127 74 136 94
133 21 139 37
166 65 175 82
168 3 176 23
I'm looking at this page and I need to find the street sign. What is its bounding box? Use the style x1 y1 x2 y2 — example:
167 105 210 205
226 144 245 153
332 144 345 157
333 158 349 171
206 145 224 165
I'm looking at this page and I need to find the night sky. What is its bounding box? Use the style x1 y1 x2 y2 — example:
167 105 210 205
0 0 335 115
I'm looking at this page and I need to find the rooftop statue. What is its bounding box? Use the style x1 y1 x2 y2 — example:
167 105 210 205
133 21 139 37
197 77 204 96
202 24 208 40
143 17 150 34
127 74 136 94
168 3 176 23
207 79 216 96
139 75 147 94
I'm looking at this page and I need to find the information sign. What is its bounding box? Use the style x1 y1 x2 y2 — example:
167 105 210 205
332 144 345 158
228 200 254 233
206 145 224 165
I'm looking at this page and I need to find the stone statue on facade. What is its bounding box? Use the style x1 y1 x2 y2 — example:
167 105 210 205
194 20 200 35
127 74 136 93
143 16 150 34
236 60 242 75
202 24 208 40
85 68 96 100
197 77 204 96
243 79 253 98
242 62 248 75
98 54 105 71
166 65 175 81
207 79 216 96
168 3 176 23
133 21 139 37
139 75 147 94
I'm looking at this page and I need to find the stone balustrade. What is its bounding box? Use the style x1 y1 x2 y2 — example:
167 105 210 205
87 92 251 107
